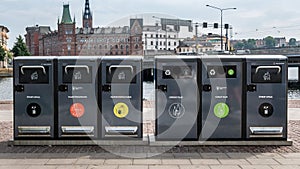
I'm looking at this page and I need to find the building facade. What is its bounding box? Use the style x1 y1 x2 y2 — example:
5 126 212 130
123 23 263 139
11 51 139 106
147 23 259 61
0 25 9 51
25 1 143 56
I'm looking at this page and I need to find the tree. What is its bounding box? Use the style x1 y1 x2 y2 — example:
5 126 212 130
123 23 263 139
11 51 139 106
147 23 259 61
245 39 257 49
11 35 30 57
233 41 245 50
289 38 297 46
0 45 6 61
264 36 276 48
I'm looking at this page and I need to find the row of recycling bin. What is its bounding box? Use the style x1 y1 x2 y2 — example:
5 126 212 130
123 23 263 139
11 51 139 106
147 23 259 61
13 55 288 141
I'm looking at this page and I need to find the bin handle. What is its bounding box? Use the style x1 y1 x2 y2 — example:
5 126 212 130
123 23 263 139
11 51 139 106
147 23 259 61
255 66 281 74
65 65 90 74
109 65 133 74
21 66 46 75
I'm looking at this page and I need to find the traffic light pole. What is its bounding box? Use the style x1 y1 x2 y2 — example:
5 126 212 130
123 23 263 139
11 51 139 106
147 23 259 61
206 5 236 51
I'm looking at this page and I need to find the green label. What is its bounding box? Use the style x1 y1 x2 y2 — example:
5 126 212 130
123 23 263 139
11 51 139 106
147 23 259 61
228 69 235 76
214 103 230 118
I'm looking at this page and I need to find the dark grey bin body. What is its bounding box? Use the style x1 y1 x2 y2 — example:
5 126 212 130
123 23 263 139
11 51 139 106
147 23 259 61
201 56 243 140
155 56 200 140
246 55 287 140
14 56 56 139
57 56 100 139
100 56 143 139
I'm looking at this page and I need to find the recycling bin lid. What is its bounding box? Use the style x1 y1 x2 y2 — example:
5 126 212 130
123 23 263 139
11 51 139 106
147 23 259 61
245 55 287 61
155 55 201 60
14 56 57 61
57 56 101 61
102 56 143 61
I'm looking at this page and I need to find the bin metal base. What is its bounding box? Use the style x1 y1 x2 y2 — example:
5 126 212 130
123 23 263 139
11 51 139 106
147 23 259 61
9 137 148 146
9 135 293 146
149 135 292 146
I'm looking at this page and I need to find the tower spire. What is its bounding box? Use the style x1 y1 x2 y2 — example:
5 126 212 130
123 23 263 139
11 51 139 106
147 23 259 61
61 4 73 24
83 0 93 28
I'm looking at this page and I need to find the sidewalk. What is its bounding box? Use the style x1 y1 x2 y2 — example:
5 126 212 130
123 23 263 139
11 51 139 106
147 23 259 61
0 102 300 168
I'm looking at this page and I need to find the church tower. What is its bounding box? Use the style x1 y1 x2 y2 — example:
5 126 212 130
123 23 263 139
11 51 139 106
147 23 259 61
58 4 76 55
83 0 93 28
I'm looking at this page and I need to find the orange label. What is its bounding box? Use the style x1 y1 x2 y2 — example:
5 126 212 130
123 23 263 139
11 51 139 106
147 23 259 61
70 103 85 118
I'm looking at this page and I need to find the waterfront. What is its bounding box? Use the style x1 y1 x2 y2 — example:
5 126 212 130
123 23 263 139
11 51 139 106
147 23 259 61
0 77 13 101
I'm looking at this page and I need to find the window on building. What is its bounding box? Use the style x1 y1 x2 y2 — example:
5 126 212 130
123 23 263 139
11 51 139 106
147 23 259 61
151 41 153 45
168 42 171 46
174 42 177 46
160 34 162 38
135 44 139 49
145 34 147 37
160 41 162 46
115 45 118 49
151 34 153 38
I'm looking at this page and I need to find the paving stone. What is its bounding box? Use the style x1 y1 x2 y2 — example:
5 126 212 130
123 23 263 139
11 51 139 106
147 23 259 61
162 159 191 165
247 159 280 165
269 165 300 169
275 159 300 165
55 165 88 169
104 159 133 165
209 165 241 169
219 159 250 165
0 159 24 165
0 165 27 169
190 159 220 165
75 159 105 165
149 165 180 169
118 165 148 169
280 153 300 159
179 165 210 169
133 159 162 165
15 159 49 165
26 166 57 169
46 159 77 165
87 165 118 169
254 153 285 159
226 153 256 159
239 165 273 169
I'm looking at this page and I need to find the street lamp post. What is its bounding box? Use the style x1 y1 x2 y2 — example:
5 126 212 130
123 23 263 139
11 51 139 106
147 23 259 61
206 5 236 51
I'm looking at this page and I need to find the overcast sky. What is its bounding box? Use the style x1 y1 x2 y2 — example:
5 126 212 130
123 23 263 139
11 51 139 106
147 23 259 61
1 0 300 48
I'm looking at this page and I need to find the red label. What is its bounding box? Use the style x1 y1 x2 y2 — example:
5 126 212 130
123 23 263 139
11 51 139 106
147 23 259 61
70 103 85 118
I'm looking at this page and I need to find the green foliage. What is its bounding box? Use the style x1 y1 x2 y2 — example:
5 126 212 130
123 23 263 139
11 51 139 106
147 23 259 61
11 35 30 57
289 38 297 46
233 39 257 50
264 36 276 48
0 45 6 61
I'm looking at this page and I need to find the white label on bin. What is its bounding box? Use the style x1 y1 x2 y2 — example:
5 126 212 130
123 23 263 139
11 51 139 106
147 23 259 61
68 96 88 99
27 96 41 99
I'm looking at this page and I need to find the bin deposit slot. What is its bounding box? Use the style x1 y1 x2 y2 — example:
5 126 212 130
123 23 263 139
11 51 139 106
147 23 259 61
18 126 51 135
61 126 94 134
105 126 138 137
250 127 283 135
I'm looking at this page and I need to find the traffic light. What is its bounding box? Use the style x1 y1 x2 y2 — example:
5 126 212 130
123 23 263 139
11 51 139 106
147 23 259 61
224 24 229 29
203 22 208 28
214 23 218 29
